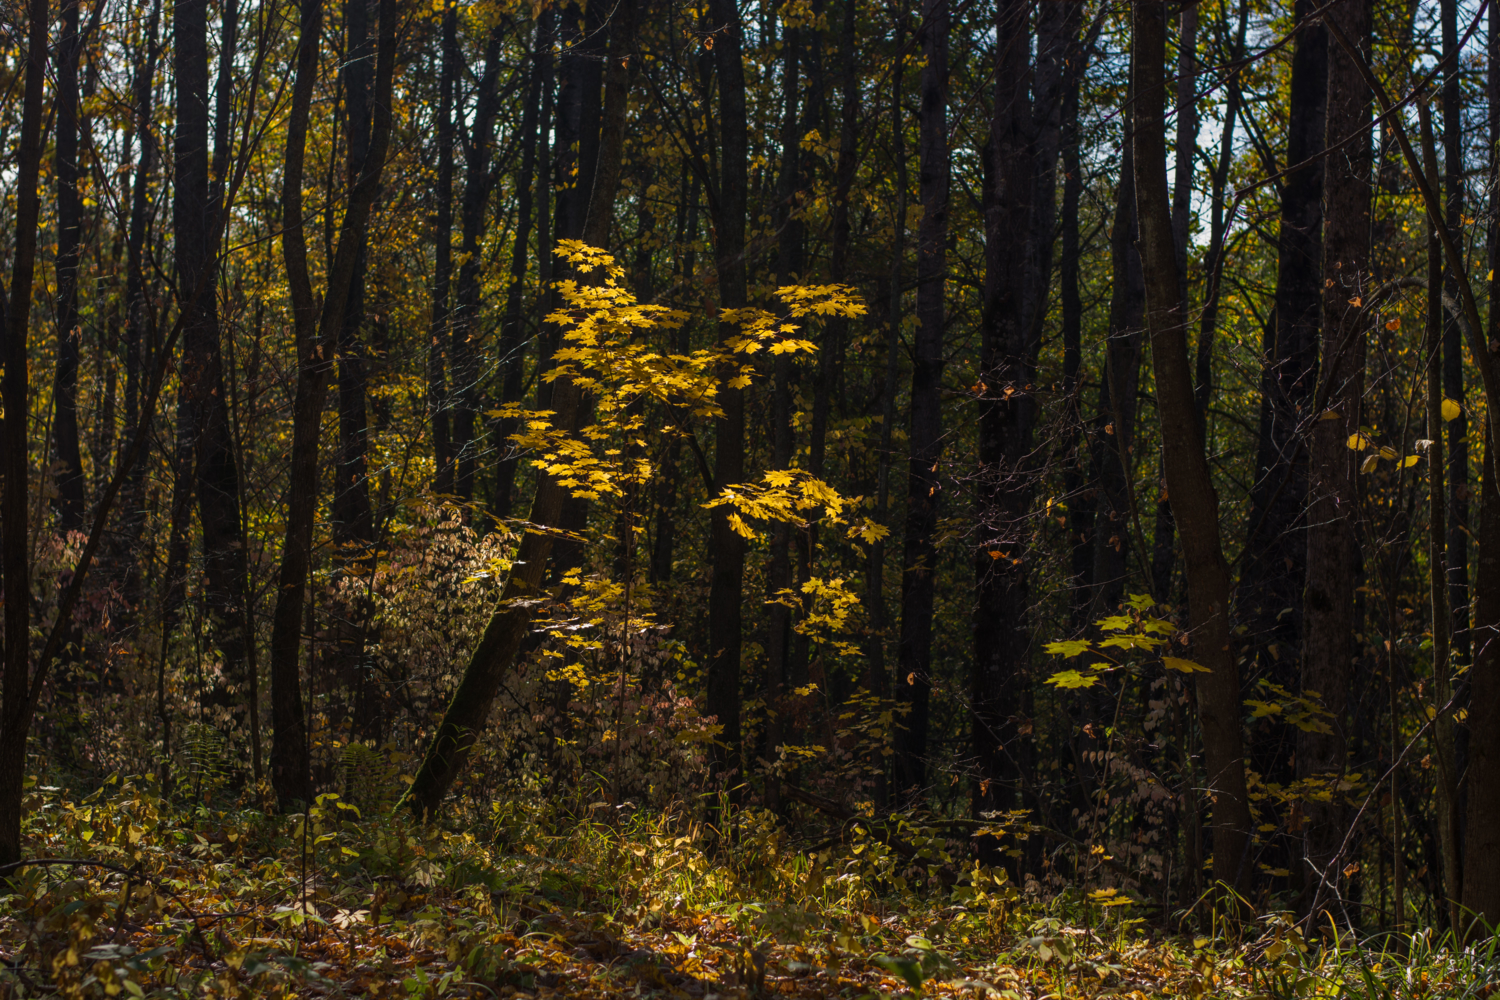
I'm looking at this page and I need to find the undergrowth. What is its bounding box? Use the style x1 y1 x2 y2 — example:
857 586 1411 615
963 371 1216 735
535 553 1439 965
0 775 1497 998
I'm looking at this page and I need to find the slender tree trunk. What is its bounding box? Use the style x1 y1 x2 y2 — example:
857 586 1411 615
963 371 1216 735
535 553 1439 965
1300 0 1370 912
116 0 163 596
53 0 87 535
1089 126 1143 619
1133 0 1252 891
1441 0 1469 690
971 0 1033 854
765 15 802 802
334 0 377 552
1061 13 1089 630
1241 0 1324 870
0 0 51 868
270 0 396 808
1418 105 1461 933
430 3 456 493
892 0 948 804
866 15 906 760
705 0 750 787
1464 430 1500 926
1464 0 1500 928
176 0 250 731
495 16 551 520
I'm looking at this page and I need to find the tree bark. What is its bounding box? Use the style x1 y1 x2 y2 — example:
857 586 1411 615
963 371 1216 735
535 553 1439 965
53 0 87 535
704 0 750 788
971 0 1033 852
495 16 551 519
1464 431 1500 926
1132 0 1251 891
430 3 456 493
270 0 397 809
333 0 378 552
0 0 49 869
893 0 948 804
1300 0 1369 911
1240 0 1324 848
175 0 250 731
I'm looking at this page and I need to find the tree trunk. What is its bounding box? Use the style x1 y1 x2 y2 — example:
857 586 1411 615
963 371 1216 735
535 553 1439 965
1132 0 1252 891
495 16 551 520
1240 0 1324 862
971 0 1033 853
0 0 51 868
1300 0 1370 912
704 0 750 789
175 0 250 733
1465 0 1500 928
893 0 948 804
53 0 87 535
1089 122 1143 620
1463 430 1500 926
270 0 397 809
430 3 456 493
1418 104 1461 932
334 0 377 552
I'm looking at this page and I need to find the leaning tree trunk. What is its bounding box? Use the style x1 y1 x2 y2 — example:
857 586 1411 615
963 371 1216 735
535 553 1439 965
1132 0 1252 891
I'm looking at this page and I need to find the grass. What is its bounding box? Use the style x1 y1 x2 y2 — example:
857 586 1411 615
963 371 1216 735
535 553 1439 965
0 775 1497 998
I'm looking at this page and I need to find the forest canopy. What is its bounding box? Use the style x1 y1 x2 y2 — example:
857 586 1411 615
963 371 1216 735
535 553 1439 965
0 0 1499 992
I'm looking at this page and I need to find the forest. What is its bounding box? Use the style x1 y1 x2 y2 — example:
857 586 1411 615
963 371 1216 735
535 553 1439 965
2 0 1500 991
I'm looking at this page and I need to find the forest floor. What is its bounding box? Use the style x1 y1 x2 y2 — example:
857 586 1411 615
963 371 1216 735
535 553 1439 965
0 776 1496 999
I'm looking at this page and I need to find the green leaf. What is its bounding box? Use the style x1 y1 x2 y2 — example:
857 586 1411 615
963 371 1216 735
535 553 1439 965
873 954 925 991
1100 634 1165 650
1046 669 1100 689
1043 639 1092 658
1163 656 1212 674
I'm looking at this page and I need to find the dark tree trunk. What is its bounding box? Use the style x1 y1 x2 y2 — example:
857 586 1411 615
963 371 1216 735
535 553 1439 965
1061 11 1089 631
1089 125 1143 620
175 0 250 730
334 0 377 552
971 0 1034 855
452 27 509 505
1464 431 1500 925
270 0 397 809
495 16 551 520
116 0 163 593
1441 0 1469 685
53 0 87 535
893 0 948 803
1133 0 1252 891
430 4 456 493
1240 0 1324 845
1300 0 1370 912
1465 0 1500 927
0 0 51 868
705 0 749 788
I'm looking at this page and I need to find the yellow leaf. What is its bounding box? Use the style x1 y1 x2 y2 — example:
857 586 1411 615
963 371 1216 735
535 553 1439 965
1385 317 1401 331
1442 398 1462 422
1403 455 1419 468
1378 446 1398 461
1360 453 1380 473
1319 409 1342 421
1346 432 1370 451
1164 656 1212 674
